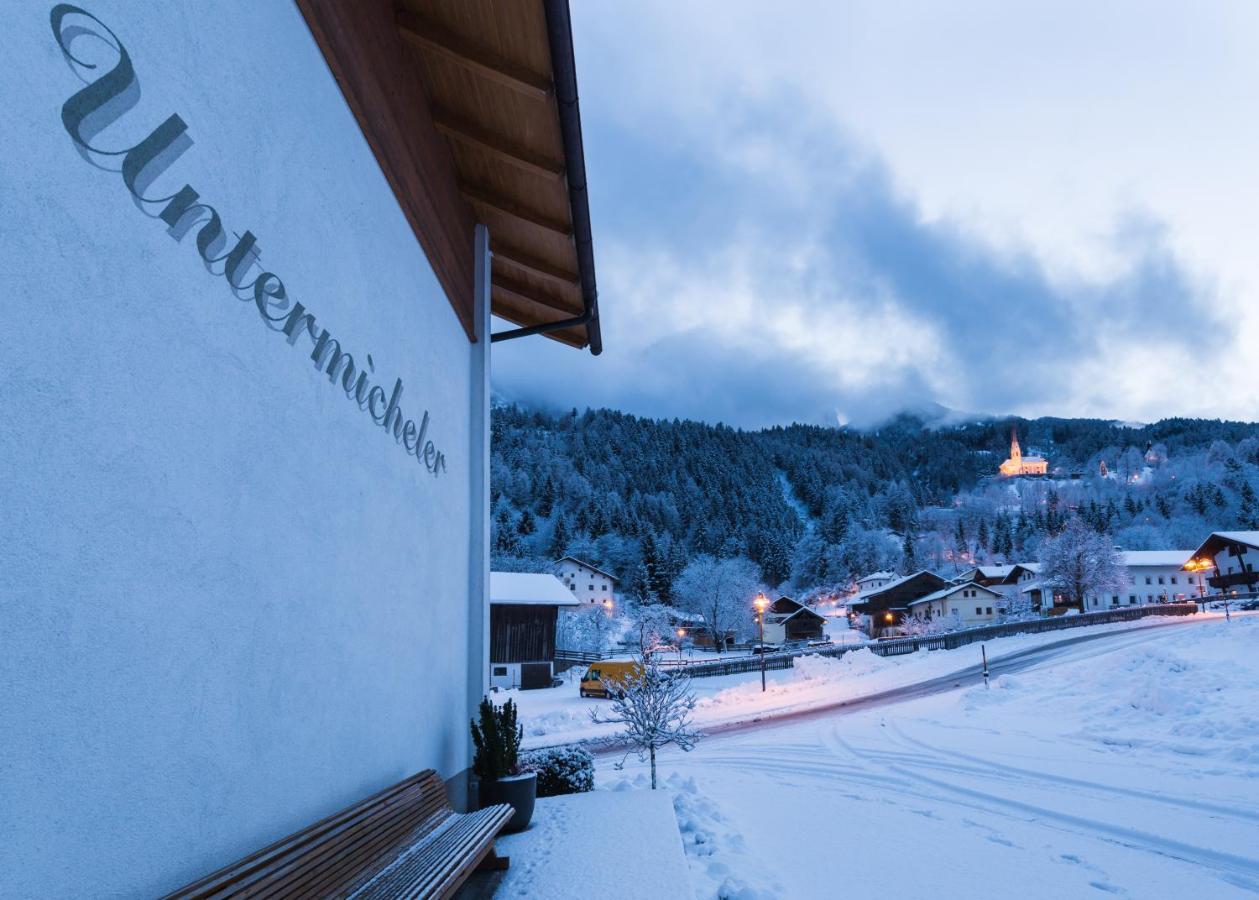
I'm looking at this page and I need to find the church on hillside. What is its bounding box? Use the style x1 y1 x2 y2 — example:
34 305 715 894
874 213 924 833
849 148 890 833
998 427 1048 477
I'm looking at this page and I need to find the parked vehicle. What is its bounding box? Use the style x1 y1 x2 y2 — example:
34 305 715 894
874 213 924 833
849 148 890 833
579 660 643 698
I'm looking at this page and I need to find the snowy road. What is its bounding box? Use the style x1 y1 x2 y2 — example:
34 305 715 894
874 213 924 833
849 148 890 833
686 617 1211 744
604 617 1259 898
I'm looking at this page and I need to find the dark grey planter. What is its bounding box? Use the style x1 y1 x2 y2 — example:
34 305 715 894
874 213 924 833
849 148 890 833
478 771 536 833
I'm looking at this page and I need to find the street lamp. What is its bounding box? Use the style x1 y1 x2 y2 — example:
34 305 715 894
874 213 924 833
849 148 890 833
676 628 686 665
1184 557 1211 612
754 592 769 692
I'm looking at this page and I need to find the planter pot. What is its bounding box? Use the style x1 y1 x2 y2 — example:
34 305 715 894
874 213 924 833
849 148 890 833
478 771 536 833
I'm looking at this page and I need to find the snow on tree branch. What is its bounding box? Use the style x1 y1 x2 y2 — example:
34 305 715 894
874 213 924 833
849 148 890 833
590 652 700 789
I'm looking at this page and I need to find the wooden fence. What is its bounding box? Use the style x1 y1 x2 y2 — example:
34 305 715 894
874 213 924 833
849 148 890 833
678 602 1199 679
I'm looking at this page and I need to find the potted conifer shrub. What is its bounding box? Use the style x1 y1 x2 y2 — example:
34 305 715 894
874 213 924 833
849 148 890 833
471 697 536 833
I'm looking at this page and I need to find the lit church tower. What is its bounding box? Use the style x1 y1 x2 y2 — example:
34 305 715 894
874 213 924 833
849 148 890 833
999 426 1048 477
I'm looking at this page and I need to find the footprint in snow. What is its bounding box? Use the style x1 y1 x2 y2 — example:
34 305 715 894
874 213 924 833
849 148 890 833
1088 880 1125 894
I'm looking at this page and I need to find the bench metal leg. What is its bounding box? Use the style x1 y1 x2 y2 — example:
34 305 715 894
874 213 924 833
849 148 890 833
476 846 510 872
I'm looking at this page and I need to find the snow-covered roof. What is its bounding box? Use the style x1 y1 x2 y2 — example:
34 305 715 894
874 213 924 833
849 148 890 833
554 556 620 582
856 571 895 584
907 582 1004 608
1121 550 1193 568
766 606 826 624
490 572 582 606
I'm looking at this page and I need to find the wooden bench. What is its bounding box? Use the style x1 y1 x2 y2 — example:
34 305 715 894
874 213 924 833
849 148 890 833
164 770 513 900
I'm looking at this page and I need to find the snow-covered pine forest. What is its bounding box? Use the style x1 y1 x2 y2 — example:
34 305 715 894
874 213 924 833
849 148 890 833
491 403 1259 602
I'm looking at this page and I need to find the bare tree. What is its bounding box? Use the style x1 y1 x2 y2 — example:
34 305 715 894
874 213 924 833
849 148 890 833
627 601 674 656
672 555 762 653
1038 517 1126 612
557 605 615 655
591 653 699 788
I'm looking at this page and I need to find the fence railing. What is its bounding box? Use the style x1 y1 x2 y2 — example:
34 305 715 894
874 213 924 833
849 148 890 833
677 602 1199 679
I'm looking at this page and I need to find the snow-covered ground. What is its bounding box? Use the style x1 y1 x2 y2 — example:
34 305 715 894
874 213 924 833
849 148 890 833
597 615 1259 898
512 616 1215 750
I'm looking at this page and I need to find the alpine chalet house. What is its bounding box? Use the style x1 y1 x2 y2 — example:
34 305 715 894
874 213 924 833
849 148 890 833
955 563 1040 604
4 2 604 895
555 554 620 606
489 572 581 690
850 571 956 635
762 597 827 644
1185 532 1259 595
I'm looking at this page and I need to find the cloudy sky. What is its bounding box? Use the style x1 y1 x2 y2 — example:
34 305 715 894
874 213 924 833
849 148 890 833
491 1 1259 429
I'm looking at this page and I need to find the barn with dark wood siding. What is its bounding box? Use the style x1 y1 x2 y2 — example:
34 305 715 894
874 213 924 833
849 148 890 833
489 571 581 689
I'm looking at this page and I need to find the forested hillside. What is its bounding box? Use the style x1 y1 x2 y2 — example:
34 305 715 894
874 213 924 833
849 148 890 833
491 403 1259 601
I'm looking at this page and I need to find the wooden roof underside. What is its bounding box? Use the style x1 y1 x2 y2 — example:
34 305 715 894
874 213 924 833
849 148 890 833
399 0 596 351
295 0 599 352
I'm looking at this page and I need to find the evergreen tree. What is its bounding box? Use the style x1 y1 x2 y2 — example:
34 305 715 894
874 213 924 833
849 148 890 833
549 515 570 558
493 507 521 555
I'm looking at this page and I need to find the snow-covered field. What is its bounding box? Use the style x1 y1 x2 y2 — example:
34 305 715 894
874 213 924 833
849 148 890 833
511 616 1215 750
598 615 1259 898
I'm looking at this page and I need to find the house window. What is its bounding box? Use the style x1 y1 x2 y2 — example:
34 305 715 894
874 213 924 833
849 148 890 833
985 607 993 615
1112 595 1119 605
1092 598 1099 607
1171 576 1178 585
1147 595 1154 602
492 666 507 676
1145 576 1152 585
1129 598 1136 605
588 584 594 590
1157 576 1164 585
975 607 982 615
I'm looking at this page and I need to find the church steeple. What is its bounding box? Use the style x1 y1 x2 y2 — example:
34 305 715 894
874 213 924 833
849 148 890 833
1010 426 1021 463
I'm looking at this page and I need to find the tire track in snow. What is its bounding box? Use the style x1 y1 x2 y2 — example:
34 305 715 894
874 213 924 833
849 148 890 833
888 723 1259 824
829 728 1259 892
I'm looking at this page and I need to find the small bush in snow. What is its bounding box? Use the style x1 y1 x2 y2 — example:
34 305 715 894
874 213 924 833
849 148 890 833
521 745 595 797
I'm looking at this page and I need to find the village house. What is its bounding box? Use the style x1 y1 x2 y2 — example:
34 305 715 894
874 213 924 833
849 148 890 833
489 572 581 691
849 571 956 635
852 570 897 596
6 2 606 894
1084 550 1195 609
955 563 1040 604
1185 531 1259 596
554 555 619 606
761 597 827 645
906 582 1006 627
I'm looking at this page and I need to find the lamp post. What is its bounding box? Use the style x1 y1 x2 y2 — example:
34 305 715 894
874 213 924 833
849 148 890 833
1184 557 1210 613
676 628 686 666
754 592 769 692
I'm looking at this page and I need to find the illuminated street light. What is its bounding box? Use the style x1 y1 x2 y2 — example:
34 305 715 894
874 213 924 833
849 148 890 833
754 593 769 692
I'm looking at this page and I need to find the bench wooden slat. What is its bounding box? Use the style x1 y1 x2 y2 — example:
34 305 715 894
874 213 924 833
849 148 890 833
166 772 434 899
164 770 512 900
269 790 453 899
349 805 514 899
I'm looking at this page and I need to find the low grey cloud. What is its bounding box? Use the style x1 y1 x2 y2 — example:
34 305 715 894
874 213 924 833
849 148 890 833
491 87 1225 429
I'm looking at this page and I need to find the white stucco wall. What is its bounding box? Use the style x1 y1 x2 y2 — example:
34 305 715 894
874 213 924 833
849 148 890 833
0 3 484 896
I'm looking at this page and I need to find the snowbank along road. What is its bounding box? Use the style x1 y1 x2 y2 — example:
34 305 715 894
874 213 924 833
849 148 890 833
604 616 1259 898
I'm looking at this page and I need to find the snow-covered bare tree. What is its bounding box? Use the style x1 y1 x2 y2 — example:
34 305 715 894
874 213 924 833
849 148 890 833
999 593 1037 623
556 605 615 654
1038 517 1126 611
590 653 699 789
627 601 674 656
672 555 762 653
